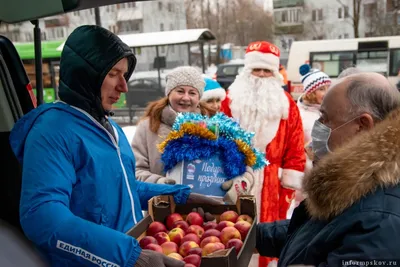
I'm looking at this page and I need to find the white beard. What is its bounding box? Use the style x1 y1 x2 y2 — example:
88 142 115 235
229 72 289 151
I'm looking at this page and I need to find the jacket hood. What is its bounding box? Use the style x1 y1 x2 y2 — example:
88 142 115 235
58 25 136 120
303 108 400 220
10 103 90 163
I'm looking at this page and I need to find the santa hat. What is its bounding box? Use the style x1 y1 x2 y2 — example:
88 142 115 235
244 41 281 78
201 77 226 101
299 64 331 95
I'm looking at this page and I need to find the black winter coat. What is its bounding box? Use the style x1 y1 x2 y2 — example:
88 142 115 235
256 109 400 266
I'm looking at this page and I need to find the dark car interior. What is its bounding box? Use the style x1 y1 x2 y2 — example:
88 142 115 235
0 35 35 231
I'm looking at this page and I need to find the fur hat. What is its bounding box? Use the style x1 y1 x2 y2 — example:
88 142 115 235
244 41 281 78
201 78 226 101
299 64 331 94
165 66 205 97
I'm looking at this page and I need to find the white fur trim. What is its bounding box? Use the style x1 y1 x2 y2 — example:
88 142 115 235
201 88 226 101
245 51 279 73
259 118 281 150
280 169 304 190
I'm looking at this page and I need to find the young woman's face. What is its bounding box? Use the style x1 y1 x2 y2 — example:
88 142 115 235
203 97 222 115
168 86 200 113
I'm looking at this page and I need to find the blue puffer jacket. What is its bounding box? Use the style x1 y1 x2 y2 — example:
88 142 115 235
10 102 190 267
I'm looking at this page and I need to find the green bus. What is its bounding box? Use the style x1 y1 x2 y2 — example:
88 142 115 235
14 40 126 107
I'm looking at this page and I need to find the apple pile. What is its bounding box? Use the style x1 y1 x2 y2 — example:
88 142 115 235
139 210 253 267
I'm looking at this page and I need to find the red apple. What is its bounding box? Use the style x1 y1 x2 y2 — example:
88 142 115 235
186 212 204 226
179 241 199 257
186 225 204 239
161 241 179 255
226 239 243 255
172 220 190 232
168 228 185 245
220 226 241 245
219 211 239 223
139 236 158 249
185 264 196 267
237 214 253 224
201 229 221 240
203 221 218 231
234 221 252 240
145 243 163 253
168 252 183 261
147 221 168 237
202 242 225 256
216 221 235 231
181 233 201 245
154 232 170 245
183 254 201 267
200 236 221 248
187 247 202 257
166 213 184 230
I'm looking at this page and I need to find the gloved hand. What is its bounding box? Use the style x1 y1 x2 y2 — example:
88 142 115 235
157 178 176 185
221 168 254 204
134 249 184 267
192 207 216 222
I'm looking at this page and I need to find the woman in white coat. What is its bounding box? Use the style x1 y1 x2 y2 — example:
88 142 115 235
293 64 331 206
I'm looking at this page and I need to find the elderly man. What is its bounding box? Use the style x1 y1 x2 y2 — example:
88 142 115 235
337 66 362 78
255 72 400 266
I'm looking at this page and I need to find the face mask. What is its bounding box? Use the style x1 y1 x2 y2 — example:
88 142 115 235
311 116 360 159
311 120 332 160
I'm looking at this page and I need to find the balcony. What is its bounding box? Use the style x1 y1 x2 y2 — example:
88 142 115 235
274 7 303 30
273 0 304 9
44 15 69 28
117 8 143 21
275 23 304 35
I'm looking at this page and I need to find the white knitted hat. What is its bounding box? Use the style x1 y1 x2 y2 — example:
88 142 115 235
165 66 205 97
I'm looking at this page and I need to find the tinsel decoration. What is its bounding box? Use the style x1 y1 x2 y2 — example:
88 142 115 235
235 139 256 166
158 123 217 153
160 112 269 180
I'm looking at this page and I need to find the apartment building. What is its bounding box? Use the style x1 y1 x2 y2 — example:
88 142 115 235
273 0 398 52
0 1 189 71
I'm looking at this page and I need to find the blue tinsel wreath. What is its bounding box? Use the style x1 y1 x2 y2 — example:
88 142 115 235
161 134 247 179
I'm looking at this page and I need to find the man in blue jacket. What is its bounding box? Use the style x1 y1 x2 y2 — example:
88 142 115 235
9 25 218 267
255 72 400 266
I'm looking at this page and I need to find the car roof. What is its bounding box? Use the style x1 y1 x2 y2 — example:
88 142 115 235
0 0 151 23
218 59 245 67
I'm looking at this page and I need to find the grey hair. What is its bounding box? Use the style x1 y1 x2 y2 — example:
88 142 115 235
345 77 400 122
338 67 362 79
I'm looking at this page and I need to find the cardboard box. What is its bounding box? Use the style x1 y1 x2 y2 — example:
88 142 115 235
166 154 229 198
126 195 257 267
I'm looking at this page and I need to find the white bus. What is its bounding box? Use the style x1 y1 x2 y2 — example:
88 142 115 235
286 36 400 100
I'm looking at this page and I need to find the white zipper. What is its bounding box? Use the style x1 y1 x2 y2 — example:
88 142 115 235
64 103 138 225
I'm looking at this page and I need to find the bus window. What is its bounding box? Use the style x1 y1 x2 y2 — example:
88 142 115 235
390 49 400 76
356 51 388 75
23 61 57 103
311 52 354 77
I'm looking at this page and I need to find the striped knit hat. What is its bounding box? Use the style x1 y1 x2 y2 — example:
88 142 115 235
299 64 331 95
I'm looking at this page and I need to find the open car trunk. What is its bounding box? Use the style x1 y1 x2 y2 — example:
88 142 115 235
0 0 151 23
0 0 150 264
